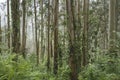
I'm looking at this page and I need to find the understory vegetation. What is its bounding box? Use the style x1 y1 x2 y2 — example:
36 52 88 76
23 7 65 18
0 45 120 80
0 0 120 80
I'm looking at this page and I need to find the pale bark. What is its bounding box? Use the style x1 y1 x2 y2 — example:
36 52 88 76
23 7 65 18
41 0 44 60
109 0 117 49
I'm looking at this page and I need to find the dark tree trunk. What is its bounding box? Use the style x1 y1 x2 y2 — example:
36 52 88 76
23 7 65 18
21 0 27 58
53 0 59 74
47 0 50 70
0 16 1 53
34 0 39 65
11 0 20 53
66 0 78 80
82 0 89 66
7 0 10 49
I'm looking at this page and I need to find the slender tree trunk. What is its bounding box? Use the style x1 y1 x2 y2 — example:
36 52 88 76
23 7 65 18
11 0 20 53
109 0 117 51
66 0 78 80
103 0 108 52
41 0 44 60
77 0 82 69
53 0 59 74
0 16 1 53
21 0 26 58
47 0 50 70
82 0 89 66
7 0 10 49
34 0 39 65
50 0 54 58
116 0 119 34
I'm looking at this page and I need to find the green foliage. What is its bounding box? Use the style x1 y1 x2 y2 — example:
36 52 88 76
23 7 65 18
57 65 70 80
0 53 46 80
79 64 120 80
78 54 120 80
0 52 71 80
78 33 120 80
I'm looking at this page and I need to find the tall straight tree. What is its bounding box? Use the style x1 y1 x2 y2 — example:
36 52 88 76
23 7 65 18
21 0 27 58
53 0 59 74
7 0 10 49
82 0 89 66
41 0 44 60
75 0 82 70
109 0 117 51
0 16 1 53
103 0 108 52
34 0 39 65
50 0 55 58
47 0 50 70
116 0 119 33
11 0 20 53
66 0 78 80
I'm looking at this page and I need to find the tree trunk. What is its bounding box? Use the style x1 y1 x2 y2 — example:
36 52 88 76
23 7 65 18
47 0 50 70
7 0 10 49
41 0 44 60
66 0 78 80
11 0 20 53
21 0 26 58
82 0 89 66
109 0 117 50
34 0 39 65
0 16 1 53
108 0 119 59
53 0 59 74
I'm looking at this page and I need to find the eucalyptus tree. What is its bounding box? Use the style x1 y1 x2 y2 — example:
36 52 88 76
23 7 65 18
21 0 27 58
7 0 10 49
11 0 20 53
34 0 39 65
40 0 44 60
109 0 117 51
66 0 78 80
53 0 59 74
0 16 1 53
47 0 50 70
82 0 89 66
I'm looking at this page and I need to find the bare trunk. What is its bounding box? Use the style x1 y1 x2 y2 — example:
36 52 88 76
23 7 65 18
11 0 20 53
41 0 44 60
21 0 26 58
47 0 50 70
109 0 117 50
7 0 10 49
82 0 89 66
66 0 78 80
0 16 1 53
34 0 39 65
53 0 59 74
